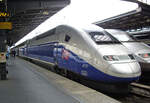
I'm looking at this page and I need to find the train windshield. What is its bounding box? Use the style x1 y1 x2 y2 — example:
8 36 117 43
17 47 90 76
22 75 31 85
107 30 135 42
87 31 120 44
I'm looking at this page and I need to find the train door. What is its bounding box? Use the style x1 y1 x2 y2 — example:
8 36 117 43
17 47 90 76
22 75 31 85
53 42 59 65
53 43 70 69
53 34 72 70
62 35 78 73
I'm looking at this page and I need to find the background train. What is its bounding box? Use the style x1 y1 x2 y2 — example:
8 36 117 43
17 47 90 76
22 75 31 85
106 29 150 72
17 24 141 93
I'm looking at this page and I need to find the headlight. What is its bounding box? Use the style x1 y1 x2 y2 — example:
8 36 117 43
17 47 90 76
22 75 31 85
138 53 150 58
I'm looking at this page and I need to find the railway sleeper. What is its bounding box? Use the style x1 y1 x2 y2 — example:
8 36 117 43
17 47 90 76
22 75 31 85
131 86 150 98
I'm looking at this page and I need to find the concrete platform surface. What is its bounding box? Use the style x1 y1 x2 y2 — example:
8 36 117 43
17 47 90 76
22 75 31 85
0 57 79 103
0 57 120 103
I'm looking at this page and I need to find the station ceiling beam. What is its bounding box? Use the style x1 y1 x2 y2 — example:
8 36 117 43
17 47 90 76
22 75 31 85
5 0 70 46
94 0 150 31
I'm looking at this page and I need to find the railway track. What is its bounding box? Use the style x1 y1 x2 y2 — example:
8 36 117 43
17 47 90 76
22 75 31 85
130 83 150 98
110 83 150 103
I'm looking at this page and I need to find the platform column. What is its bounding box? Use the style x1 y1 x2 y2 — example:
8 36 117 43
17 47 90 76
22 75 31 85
0 30 7 80
0 0 8 80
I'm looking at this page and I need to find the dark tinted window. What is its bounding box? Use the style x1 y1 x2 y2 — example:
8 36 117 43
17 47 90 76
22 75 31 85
89 32 112 42
65 35 71 42
87 31 120 44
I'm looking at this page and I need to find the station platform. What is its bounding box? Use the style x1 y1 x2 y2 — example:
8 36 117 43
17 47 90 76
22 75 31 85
0 57 120 103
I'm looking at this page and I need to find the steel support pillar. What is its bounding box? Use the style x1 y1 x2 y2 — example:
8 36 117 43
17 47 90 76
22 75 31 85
0 0 8 80
0 30 7 80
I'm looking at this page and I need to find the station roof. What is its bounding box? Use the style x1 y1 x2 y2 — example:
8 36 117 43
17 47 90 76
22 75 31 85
94 1 150 31
6 0 70 46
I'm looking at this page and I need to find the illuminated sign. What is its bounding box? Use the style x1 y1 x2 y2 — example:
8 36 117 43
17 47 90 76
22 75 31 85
0 12 10 17
0 0 5 3
0 22 12 29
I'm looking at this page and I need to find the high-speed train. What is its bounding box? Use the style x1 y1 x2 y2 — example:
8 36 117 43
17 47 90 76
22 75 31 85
18 24 141 92
106 29 150 72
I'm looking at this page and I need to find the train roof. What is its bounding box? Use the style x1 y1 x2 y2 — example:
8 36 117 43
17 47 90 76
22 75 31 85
28 24 105 42
80 24 104 32
35 28 56 40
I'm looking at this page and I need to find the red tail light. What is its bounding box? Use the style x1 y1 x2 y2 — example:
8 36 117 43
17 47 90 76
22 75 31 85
139 53 150 58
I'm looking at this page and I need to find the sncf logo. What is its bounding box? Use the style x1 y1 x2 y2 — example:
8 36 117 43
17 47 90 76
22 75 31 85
62 49 70 60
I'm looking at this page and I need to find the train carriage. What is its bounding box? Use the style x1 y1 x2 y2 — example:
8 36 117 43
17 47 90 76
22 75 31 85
18 24 141 93
106 29 150 72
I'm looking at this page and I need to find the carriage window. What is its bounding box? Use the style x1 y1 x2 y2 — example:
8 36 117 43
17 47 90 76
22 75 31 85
65 35 71 42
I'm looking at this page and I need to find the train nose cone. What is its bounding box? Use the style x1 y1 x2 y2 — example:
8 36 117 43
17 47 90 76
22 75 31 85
108 62 141 77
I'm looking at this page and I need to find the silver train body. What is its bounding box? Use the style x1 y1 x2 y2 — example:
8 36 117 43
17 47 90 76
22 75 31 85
106 29 150 72
18 24 141 84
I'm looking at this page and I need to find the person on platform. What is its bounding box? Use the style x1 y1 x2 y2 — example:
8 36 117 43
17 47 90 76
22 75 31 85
12 50 16 58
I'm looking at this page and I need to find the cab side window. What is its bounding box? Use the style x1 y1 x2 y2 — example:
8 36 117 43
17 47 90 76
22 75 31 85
65 35 71 42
